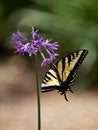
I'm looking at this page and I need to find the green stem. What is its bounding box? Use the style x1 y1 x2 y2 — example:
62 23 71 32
35 56 41 130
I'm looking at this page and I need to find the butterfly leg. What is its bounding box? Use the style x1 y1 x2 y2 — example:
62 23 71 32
68 88 74 94
64 92 68 102
58 90 68 101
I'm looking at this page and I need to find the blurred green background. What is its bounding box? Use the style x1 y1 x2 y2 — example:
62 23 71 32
0 0 98 89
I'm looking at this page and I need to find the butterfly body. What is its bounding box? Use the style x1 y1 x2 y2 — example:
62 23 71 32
41 49 88 101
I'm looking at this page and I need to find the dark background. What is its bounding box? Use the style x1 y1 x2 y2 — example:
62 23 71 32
0 0 98 130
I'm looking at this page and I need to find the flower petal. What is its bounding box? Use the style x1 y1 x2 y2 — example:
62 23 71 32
12 30 27 43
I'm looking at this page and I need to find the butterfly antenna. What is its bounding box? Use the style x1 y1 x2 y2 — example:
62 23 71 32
50 63 57 70
64 92 68 102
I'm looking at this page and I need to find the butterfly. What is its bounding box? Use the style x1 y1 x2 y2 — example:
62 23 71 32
41 49 88 101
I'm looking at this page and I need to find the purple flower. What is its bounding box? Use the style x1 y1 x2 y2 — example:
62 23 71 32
31 27 40 40
12 30 27 43
11 27 59 67
43 40 59 51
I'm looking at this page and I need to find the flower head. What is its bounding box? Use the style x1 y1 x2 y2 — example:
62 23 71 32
11 27 59 67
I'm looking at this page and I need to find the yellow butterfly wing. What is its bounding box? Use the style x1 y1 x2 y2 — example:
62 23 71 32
56 50 88 83
41 67 60 92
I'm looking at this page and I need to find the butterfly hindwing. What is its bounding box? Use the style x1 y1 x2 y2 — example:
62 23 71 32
41 49 88 100
41 68 60 92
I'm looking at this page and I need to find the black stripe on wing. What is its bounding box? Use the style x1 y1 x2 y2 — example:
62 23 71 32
47 71 57 80
41 86 56 92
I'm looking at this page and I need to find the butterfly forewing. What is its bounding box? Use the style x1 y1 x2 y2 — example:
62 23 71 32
56 50 88 82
